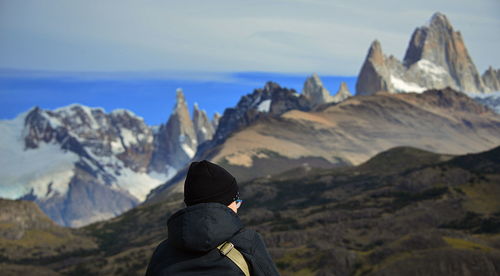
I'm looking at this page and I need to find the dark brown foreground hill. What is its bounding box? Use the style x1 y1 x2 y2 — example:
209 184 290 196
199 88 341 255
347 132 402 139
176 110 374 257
1 145 499 275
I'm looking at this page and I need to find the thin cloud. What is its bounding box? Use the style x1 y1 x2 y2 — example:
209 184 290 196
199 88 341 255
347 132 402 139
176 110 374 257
0 0 498 74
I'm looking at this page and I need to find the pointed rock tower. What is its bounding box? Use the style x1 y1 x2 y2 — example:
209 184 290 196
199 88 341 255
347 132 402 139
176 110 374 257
302 73 333 106
150 89 197 171
356 40 393 96
193 103 215 144
331 82 353 103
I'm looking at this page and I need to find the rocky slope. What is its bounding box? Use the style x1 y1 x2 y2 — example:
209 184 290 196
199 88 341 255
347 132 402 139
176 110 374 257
0 90 217 227
356 12 498 95
7 145 500 276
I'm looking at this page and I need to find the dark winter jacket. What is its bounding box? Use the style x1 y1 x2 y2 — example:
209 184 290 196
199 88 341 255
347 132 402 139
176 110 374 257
145 203 280 276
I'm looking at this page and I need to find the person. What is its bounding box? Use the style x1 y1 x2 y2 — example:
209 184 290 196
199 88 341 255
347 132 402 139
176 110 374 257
145 160 280 276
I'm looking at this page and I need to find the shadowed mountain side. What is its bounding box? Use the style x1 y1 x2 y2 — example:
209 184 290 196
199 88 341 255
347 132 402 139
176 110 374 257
146 88 500 204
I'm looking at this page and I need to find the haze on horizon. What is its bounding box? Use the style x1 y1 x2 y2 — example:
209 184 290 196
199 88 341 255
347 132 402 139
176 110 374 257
1 0 499 76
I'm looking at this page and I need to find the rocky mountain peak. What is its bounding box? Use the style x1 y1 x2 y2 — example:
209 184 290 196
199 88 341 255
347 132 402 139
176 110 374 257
428 12 452 31
404 13 485 93
331 82 352 103
367 40 385 65
212 112 221 131
193 103 215 144
482 66 500 92
404 12 457 68
356 40 392 96
302 73 332 107
263 81 282 92
150 88 197 172
176 87 185 100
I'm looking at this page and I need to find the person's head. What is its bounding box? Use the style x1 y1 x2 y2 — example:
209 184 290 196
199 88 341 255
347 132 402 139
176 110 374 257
184 160 242 213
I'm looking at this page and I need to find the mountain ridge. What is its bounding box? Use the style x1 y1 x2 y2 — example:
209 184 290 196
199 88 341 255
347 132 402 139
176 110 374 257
146 86 500 205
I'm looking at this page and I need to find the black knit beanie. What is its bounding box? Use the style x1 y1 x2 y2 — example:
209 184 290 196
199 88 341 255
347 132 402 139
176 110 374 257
184 160 238 206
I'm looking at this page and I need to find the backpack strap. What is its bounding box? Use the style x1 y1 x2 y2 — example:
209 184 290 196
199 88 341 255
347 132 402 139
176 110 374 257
217 241 250 276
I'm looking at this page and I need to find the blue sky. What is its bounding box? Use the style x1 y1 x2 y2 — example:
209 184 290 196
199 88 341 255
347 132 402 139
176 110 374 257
0 71 356 125
0 0 498 124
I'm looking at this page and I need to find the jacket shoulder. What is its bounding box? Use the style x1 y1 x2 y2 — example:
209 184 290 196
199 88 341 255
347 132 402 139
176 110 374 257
229 228 259 253
230 229 280 276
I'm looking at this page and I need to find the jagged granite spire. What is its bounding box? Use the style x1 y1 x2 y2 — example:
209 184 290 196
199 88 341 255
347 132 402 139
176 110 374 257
403 12 486 93
150 88 197 171
482 66 500 92
331 82 353 103
302 73 332 106
212 112 221 131
356 40 392 95
193 103 215 144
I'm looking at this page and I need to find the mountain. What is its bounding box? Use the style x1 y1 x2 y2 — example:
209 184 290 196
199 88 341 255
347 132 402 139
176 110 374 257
8 144 500 276
0 90 217 227
356 12 498 95
147 86 500 204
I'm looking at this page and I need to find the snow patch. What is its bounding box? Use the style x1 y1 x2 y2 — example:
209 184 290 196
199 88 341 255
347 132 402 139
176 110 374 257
113 168 175 202
181 143 195 158
110 139 125 154
390 75 426 93
43 113 63 129
416 59 448 82
120 128 137 148
417 59 447 76
257 99 272 113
